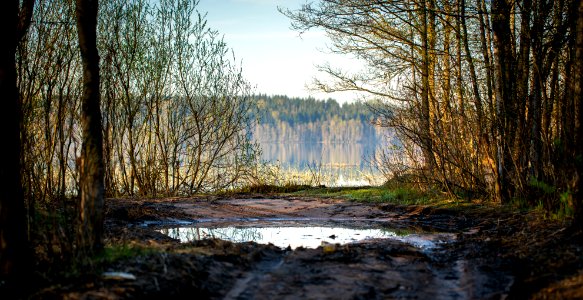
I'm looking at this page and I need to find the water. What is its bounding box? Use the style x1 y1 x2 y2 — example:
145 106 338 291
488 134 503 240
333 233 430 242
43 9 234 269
332 174 376 187
159 225 454 250
258 141 386 187
260 142 379 170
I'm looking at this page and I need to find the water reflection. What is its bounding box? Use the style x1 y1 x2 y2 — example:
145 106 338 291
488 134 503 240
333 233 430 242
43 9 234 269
162 227 264 244
160 226 451 249
258 142 386 186
260 142 378 170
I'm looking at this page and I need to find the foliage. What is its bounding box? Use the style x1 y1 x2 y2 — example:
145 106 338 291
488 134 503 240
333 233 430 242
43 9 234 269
253 95 371 125
96 245 154 265
556 191 575 220
244 161 332 188
283 0 583 222
16 0 259 271
18 0 258 200
529 177 556 196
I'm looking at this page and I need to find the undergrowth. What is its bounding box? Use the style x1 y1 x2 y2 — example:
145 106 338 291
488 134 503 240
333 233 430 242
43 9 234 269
230 183 316 194
96 244 156 265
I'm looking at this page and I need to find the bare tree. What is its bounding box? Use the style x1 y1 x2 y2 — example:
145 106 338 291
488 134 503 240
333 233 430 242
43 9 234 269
16 0 257 207
98 0 257 196
284 0 582 217
282 1 491 192
75 0 104 254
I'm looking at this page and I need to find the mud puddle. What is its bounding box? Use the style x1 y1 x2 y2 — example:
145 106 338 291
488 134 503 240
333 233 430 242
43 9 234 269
159 222 455 250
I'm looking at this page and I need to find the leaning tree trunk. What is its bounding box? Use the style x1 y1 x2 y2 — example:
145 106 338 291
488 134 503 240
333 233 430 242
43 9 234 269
0 0 34 287
75 0 105 255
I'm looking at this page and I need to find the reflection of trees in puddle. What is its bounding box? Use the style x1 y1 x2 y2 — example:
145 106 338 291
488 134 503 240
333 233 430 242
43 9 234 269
162 226 405 247
381 228 415 237
162 227 263 243
160 226 453 249
200 227 263 242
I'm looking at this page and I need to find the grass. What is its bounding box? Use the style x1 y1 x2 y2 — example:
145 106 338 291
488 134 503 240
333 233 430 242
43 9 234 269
95 244 157 265
235 164 476 207
225 172 538 216
291 185 462 206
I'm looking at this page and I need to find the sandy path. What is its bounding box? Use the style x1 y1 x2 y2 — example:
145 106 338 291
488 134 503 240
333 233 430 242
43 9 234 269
157 196 401 223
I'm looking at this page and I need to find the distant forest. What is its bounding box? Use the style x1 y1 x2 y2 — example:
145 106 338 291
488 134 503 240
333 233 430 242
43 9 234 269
252 95 385 145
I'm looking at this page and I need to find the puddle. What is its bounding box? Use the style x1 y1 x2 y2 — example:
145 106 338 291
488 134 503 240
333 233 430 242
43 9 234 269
159 225 455 250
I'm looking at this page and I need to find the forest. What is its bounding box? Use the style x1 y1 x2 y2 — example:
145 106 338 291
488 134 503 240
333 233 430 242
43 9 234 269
254 95 370 125
1 0 259 288
282 0 583 219
0 0 582 298
252 95 384 144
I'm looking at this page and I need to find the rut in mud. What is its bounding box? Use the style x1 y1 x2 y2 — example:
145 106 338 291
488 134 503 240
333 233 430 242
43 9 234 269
216 238 512 299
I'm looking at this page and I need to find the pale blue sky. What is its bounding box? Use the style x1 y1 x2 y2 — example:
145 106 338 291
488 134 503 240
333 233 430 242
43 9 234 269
197 0 362 104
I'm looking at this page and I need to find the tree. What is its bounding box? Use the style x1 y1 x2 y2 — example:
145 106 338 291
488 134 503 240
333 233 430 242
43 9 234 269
284 0 581 219
282 1 491 192
16 0 256 206
0 0 34 286
572 0 583 228
491 0 516 203
75 0 105 254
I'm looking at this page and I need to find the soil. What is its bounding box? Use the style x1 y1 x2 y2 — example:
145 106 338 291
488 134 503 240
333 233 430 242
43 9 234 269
29 193 583 299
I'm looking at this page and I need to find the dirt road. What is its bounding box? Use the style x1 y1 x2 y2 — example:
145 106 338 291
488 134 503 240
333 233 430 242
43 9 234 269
33 194 583 299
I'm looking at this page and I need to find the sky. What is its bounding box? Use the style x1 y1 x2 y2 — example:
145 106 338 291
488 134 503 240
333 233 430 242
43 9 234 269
197 0 364 104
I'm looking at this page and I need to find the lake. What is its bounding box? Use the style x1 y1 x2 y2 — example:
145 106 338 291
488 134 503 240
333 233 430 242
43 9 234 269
257 141 385 186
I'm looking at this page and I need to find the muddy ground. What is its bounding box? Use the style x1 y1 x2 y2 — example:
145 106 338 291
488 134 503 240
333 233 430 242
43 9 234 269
30 193 583 299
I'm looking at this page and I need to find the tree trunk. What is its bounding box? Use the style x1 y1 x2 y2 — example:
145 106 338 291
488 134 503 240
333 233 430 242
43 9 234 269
75 0 105 254
420 0 435 171
572 0 583 229
0 0 34 289
461 0 484 135
515 0 531 182
492 0 516 203
527 0 549 185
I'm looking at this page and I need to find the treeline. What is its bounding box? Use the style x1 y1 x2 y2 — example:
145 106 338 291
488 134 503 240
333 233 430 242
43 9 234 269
252 95 384 144
284 0 583 223
254 95 370 125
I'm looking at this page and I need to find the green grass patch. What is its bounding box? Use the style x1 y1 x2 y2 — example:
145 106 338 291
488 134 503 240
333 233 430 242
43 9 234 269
95 244 156 265
292 185 459 206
